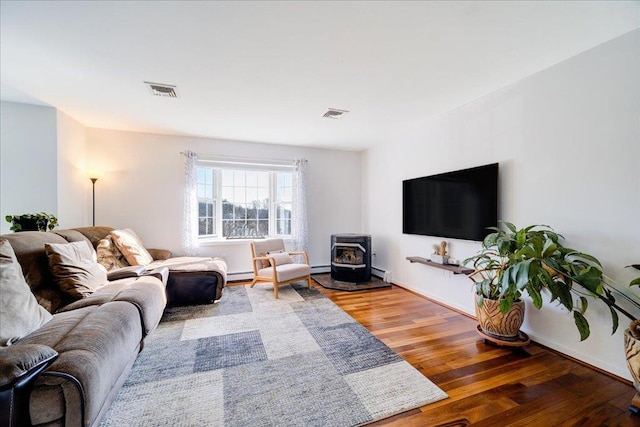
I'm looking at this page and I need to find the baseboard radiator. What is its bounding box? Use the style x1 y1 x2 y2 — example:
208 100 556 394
228 265 390 283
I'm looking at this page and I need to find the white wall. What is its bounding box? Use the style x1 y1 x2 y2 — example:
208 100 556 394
363 29 640 380
85 129 362 274
56 111 89 228
0 101 58 234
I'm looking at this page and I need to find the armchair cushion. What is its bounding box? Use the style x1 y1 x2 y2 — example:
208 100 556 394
257 263 311 282
44 241 108 299
110 229 153 266
0 240 53 346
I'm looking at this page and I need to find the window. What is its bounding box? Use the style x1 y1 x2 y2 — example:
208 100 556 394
197 165 295 239
275 172 293 235
197 168 216 236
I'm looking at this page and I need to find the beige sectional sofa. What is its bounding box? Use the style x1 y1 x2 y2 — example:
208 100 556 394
69 226 227 305
0 229 167 427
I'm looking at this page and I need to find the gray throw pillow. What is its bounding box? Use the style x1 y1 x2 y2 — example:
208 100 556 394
45 240 108 299
0 239 53 346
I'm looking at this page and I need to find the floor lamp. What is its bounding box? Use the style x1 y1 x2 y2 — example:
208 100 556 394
90 177 98 226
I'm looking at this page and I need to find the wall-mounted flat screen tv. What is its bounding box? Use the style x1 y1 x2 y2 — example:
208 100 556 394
402 163 498 241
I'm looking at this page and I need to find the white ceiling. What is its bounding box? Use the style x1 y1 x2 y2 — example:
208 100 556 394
1 1 638 151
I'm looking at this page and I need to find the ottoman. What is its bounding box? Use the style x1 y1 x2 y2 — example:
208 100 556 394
148 257 227 306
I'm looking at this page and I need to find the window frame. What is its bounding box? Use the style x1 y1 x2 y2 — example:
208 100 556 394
196 162 296 241
197 167 217 238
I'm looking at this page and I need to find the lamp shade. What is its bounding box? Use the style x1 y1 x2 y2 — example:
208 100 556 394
86 169 104 180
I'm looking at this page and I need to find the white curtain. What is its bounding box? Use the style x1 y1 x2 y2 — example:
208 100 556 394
293 159 309 253
182 150 199 256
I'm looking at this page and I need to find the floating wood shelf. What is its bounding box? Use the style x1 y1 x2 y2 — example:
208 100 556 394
406 256 473 275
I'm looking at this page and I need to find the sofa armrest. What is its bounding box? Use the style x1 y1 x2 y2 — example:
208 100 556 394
0 344 58 388
147 248 172 261
143 266 169 286
107 265 147 281
0 344 58 427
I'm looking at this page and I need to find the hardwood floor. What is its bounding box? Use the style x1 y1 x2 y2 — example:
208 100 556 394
312 282 638 426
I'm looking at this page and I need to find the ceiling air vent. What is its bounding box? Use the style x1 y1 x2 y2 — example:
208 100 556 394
144 81 179 98
322 108 349 119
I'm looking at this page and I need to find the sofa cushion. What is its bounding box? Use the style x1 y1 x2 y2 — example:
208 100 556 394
147 256 221 270
45 241 108 299
20 303 143 427
110 229 153 266
96 236 128 271
0 240 53 346
67 226 114 249
58 275 167 336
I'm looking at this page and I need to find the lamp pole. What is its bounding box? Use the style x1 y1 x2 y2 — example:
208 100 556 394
90 178 98 226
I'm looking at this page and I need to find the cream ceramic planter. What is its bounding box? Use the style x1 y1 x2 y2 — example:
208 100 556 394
624 320 640 394
475 295 525 339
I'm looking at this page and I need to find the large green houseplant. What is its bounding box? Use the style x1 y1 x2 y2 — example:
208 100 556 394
463 222 640 405
5 213 58 232
465 222 640 406
463 222 633 341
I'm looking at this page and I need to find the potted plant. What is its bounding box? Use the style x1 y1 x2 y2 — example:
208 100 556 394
465 222 640 408
615 265 640 405
5 213 58 232
464 222 606 341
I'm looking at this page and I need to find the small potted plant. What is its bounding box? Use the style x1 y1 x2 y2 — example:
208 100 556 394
5 213 59 232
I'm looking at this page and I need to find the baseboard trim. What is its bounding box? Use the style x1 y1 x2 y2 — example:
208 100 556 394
227 264 331 282
392 282 476 321
228 264 388 283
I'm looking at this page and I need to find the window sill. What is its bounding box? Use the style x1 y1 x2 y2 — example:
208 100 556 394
198 237 293 247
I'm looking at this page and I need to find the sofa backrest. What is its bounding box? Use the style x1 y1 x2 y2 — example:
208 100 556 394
0 227 114 313
1 231 72 313
69 226 114 249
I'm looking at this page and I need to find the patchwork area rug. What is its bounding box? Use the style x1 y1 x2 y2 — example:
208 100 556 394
101 283 447 426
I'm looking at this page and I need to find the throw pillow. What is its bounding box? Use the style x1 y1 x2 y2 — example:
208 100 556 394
258 251 271 268
0 240 53 346
258 249 284 268
110 229 154 266
267 251 293 266
45 240 108 299
96 236 128 271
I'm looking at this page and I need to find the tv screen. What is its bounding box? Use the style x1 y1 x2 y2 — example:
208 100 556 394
402 163 498 241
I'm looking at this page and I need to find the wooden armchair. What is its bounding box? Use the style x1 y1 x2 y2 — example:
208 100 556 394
250 239 311 298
